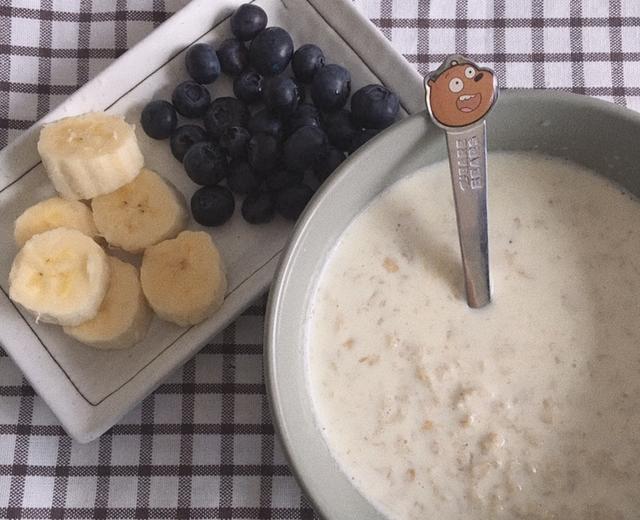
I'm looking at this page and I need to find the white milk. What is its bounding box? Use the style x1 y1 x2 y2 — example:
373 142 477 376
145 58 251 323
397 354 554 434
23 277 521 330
306 153 640 520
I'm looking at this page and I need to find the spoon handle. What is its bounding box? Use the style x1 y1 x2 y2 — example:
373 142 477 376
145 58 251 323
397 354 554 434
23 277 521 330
445 121 490 308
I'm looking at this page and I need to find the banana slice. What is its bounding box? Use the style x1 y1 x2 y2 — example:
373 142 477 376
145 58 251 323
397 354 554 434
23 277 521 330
38 112 144 200
92 168 188 253
9 228 110 326
64 256 152 350
14 196 98 248
140 231 226 326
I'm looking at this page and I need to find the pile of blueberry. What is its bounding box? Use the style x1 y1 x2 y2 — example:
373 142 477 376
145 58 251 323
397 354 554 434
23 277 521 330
140 3 400 226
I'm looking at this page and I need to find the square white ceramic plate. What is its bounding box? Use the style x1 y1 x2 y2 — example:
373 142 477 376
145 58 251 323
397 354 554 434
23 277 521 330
0 0 424 442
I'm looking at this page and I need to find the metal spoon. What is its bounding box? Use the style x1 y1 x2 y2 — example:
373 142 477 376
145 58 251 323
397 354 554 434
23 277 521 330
424 54 499 308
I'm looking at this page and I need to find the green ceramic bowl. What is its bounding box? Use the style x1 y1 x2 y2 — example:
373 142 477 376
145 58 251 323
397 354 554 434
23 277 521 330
265 90 640 519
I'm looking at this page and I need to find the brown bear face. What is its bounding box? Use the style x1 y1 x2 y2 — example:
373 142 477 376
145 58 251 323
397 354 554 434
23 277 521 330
426 61 496 128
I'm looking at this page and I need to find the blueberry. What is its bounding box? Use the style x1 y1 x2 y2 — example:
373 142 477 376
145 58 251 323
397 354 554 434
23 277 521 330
191 185 235 226
217 38 249 76
233 69 263 104
248 109 283 141
292 44 325 83
250 27 293 77
247 133 280 174
348 128 379 154
311 64 351 111
313 146 346 183
183 142 229 185
283 126 328 173
242 191 276 224
265 168 303 192
286 103 320 136
276 184 314 220
171 81 211 118
204 97 250 138
230 3 268 41
185 43 220 84
227 160 261 195
140 100 177 140
263 76 299 117
321 109 359 151
219 126 251 159
170 125 208 162
351 84 400 129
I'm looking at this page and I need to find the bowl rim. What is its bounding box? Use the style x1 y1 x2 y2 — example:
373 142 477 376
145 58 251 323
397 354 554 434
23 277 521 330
263 89 640 519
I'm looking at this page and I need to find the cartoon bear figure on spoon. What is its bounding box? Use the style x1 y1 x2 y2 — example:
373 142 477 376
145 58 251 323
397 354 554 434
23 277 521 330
425 55 499 308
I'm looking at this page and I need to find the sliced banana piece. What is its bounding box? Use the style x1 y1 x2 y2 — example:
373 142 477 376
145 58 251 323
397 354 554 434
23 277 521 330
38 112 144 200
14 196 98 248
64 256 152 350
140 230 227 327
92 168 188 253
9 228 110 326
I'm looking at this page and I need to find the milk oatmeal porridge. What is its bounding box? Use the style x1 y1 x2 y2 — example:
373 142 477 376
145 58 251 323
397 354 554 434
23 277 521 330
306 153 640 520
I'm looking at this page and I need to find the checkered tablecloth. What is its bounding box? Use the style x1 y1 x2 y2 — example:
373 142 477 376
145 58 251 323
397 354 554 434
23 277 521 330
2 1 640 518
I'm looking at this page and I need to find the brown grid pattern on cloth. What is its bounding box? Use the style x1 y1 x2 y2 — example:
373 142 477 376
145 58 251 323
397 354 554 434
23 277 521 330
0 300 316 519
0 0 184 149
2 0 640 518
